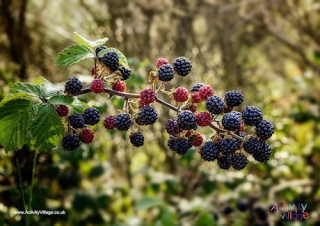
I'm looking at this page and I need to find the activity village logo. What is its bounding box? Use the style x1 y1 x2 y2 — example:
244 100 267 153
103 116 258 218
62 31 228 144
270 202 309 221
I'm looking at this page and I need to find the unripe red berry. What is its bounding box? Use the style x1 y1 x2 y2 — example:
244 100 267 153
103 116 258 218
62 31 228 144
195 112 212 127
104 116 116 130
238 124 244 132
199 85 214 100
80 128 95 144
156 58 169 68
173 87 189 102
187 103 197 113
113 80 126 92
90 79 105 94
56 105 69 117
140 88 156 106
191 133 204 147
191 92 202 103
223 106 233 113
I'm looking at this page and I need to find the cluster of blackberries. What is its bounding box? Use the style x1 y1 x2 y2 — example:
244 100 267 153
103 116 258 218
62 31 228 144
156 56 192 82
61 107 100 151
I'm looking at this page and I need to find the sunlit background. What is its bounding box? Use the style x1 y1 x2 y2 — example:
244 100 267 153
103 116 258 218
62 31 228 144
0 0 319 225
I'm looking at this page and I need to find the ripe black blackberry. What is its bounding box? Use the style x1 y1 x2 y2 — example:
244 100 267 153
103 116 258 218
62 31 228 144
242 106 263 126
243 137 261 154
177 110 198 130
255 120 274 139
254 207 268 221
217 155 231 170
173 56 192 76
62 134 80 151
231 153 248 170
95 46 107 57
101 51 119 71
68 113 85 129
252 142 271 162
190 83 204 92
114 113 133 131
83 108 100 125
222 111 241 131
199 141 220 161
206 95 225 115
129 132 144 147
65 77 82 95
237 201 248 212
235 131 245 148
171 138 192 155
225 90 244 107
165 118 182 135
135 106 158 125
220 137 240 155
167 135 176 151
158 64 175 82
119 66 131 80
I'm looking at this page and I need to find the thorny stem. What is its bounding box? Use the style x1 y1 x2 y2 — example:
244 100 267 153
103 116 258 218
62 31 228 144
16 158 27 212
75 88 244 141
26 149 38 226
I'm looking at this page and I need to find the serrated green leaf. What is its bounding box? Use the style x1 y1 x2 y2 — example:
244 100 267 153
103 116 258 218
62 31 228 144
7 82 43 97
48 95 73 105
98 47 129 68
55 44 94 67
69 98 89 114
0 99 36 153
31 103 64 151
74 32 108 49
136 197 163 210
40 82 63 97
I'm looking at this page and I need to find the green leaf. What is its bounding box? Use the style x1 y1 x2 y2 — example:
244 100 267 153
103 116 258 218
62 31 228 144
74 32 108 49
55 44 94 67
48 95 73 105
8 82 43 97
195 211 216 226
40 81 63 97
31 103 64 151
0 99 36 153
98 47 129 68
136 197 163 210
159 208 177 226
69 98 89 114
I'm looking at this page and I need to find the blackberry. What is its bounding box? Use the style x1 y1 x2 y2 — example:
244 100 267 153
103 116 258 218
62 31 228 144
235 131 245 148
242 106 263 126
177 110 197 130
199 141 220 161
225 90 244 107
112 80 126 92
191 132 203 147
130 132 144 147
173 56 192 76
243 137 260 154
114 113 133 131
119 66 131 80
158 64 174 82
167 135 176 151
222 111 241 131
156 58 169 68
254 207 268 221
195 111 212 127
223 206 233 215
217 155 231 170
199 85 214 100
255 120 274 139
191 92 202 103
190 83 204 92
231 153 248 170
165 118 182 135
140 88 156 105
102 51 119 71
252 142 271 162
206 95 225 115
104 115 116 130
90 79 105 94
56 105 69 117
171 138 192 155
95 46 107 57
220 137 240 155
80 128 94 144
65 77 82 95
237 201 248 212
83 108 100 125
62 134 80 151
68 113 85 129
135 106 158 125
173 87 189 102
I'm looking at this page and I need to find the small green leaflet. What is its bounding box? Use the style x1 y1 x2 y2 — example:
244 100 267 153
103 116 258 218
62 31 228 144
0 99 36 153
31 103 64 151
135 197 163 210
2 82 43 103
98 47 129 69
55 44 94 67
48 95 73 105
74 32 108 49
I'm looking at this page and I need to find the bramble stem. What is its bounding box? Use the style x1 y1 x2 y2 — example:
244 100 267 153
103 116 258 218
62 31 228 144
16 158 27 212
26 149 38 226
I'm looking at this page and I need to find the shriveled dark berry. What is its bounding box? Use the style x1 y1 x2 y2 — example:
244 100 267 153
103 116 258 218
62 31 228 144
206 95 225 115
177 110 197 130
114 113 133 131
242 106 263 126
130 132 144 147
83 108 100 125
62 134 80 151
65 77 82 95
199 141 220 161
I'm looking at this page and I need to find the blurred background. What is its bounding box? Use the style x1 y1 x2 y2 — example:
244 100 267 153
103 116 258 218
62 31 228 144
0 0 319 225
